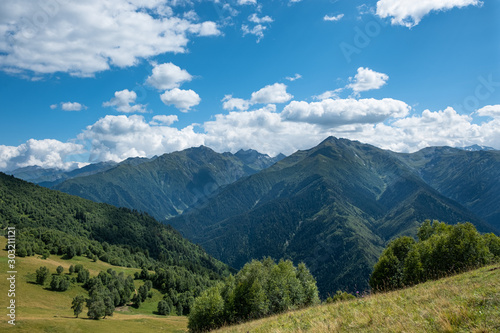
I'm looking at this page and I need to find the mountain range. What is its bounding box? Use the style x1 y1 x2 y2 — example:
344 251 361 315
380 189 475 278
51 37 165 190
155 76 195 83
51 147 284 220
9 137 500 296
168 137 498 295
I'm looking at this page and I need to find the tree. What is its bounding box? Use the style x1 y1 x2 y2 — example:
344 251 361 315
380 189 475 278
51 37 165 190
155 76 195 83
87 295 105 320
188 286 225 332
69 265 75 274
71 295 85 318
35 266 50 285
56 265 64 275
50 275 70 291
157 300 170 315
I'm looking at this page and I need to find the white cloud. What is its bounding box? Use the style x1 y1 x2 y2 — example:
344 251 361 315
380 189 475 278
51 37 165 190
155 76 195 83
248 13 274 24
103 89 147 113
242 24 268 43
476 105 500 118
50 104 58 110
5 102 499 170
223 83 293 111
281 98 410 126
376 0 482 28
0 139 84 171
324 14 344 22
79 115 204 162
250 83 293 104
160 88 201 112
61 102 86 111
238 0 257 5
348 67 389 95
242 13 273 43
222 95 252 111
146 63 193 90
286 73 302 82
314 89 343 100
150 115 179 126
0 0 220 77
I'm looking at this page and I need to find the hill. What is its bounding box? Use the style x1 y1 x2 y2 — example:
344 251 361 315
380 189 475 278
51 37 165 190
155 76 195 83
169 137 496 296
0 171 230 277
214 264 500 333
54 146 283 221
0 237 189 333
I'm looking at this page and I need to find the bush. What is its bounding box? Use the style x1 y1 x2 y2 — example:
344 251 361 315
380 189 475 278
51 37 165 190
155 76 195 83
326 290 356 303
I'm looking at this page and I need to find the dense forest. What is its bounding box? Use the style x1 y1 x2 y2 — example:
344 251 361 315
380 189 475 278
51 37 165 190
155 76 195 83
0 172 233 315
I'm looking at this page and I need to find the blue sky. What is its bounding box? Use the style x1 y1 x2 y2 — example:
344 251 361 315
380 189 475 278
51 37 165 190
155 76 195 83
0 0 499 171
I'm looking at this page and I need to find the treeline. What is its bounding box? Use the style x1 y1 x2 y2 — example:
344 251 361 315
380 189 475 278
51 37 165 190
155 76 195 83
188 258 320 332
370 220 500 291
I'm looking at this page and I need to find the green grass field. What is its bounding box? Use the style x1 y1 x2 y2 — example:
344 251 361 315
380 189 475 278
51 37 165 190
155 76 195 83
0 237 188 332
215 264 500 333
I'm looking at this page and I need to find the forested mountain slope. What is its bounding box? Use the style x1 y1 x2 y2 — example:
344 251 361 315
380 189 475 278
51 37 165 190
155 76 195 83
54 146 283 221
169 137 496 296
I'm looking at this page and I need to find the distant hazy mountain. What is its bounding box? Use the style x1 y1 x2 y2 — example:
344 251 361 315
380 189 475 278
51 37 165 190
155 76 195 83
54 146 284 221
457 144 496 152
8 161 119 187
168 137 496 296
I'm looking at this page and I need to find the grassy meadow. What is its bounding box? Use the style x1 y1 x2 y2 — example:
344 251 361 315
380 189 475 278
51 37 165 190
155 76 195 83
0 237 188 332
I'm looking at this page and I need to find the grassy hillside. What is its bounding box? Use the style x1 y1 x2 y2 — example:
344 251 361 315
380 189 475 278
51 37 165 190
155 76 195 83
214 264 500 333
0 237 189 333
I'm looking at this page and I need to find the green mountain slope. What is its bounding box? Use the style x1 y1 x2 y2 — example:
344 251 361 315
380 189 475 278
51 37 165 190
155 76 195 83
169 137 494 296
0 172 230 277
396 146 500 230
54 146 283 221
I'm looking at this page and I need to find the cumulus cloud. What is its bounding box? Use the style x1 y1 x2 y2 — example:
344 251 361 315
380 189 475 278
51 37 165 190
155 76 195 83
160 88 201 112
348 67 389 95
79 115 204 162
50 102 87 111
103 89 147 113
0 0 220 77
376 0 482 28
476 105 500 118
281 98 410 126
0 139 84 171
223 83 293 111
222 95 252 111
146 63 193 90
6 101 499 170
251 83 294 104
150 115 179 126
324 14 345 22
61 102 86 111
